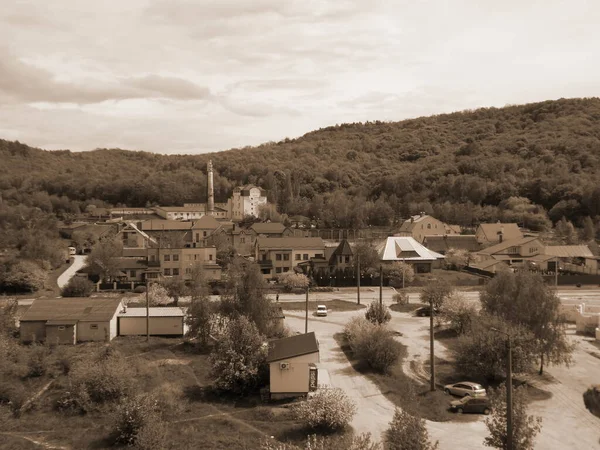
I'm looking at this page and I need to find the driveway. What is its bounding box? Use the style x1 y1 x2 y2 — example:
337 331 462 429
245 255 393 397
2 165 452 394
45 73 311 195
57 255 87 289
283 306 600 449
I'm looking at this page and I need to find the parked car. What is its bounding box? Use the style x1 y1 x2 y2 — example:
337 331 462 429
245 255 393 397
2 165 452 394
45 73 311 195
415 305 439 317
316 305 328 316
449 396 491 414
444 381 487 397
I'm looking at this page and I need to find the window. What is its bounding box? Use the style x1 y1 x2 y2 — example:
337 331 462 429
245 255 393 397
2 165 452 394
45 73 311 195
209 254 213 260
172 254 179 262
283 254 289 261
196 233 199 241
345 256 350 263
203 231 207 237
276 254 282 261
303 254 308 260
283 267 289 272
164 268 171 276
276 267 282 273
150 255 156 262
185 268 191 274
315 254 324 258
164 254 170 261
295 254 301 260
240 237 245 243
90 324 98 330
427 223 431 229
130 270 136 278
172 268 179 276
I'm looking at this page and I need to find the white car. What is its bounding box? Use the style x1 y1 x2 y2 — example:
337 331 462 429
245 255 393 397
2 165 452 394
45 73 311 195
316 305 328 316
444 381 487 397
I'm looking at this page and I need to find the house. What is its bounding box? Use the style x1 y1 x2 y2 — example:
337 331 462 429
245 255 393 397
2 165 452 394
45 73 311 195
230 185 268 221
422 235 481 255
255 237 325 278
146 246 221 281
117 222 157 248
250 222 293 238
20 297 123 344
476 236 543 267
190 215 223 247
543 245 597 274
377 236 445 273
267 332 320 400
118 307 188 336
154 206 206 221
476 223 523 247
396 214 459 243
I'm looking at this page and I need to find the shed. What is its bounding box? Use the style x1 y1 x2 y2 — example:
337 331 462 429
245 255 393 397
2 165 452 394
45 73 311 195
19 297 122 344
267 332 320 400
118 307 187 336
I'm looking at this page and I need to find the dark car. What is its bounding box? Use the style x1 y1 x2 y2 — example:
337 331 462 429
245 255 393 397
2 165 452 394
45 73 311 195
449 396 491 415
415 306 439 317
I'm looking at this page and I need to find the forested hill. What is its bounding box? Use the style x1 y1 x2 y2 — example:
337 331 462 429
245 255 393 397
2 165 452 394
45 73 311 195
2 97 600 230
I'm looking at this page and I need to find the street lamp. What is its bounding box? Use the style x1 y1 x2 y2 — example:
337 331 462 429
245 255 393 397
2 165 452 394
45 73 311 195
491 327 513 450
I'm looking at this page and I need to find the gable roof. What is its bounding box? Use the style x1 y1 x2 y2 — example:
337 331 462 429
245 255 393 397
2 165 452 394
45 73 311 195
267 332 319 362
329 240 353 264
21 297 123 322
377 237 444 261
191 215 221 230
398 214 432 232
256 237 324 250
543 245 594 258
422 235 481 253
140 220 193 231
251 222 286 234
478 236 540 256
477 223 523 242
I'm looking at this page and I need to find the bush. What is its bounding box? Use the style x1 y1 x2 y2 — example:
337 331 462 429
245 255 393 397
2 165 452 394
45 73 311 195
26 344 49 378
61 276 94 297
439 293 477 335
344 318 402 374
277 273 310 292
393 292 409 305
365 301 391 325
292 388 356 431
386 408 438 450
112 393 166 448
133 285 146 293
262 433 381 450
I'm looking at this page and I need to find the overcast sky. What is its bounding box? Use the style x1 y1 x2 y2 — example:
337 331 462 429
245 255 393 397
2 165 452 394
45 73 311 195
1 0 599 154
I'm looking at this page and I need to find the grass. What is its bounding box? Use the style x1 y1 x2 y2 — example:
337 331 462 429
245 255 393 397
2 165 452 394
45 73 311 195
281 299 366 312
333 332 476 423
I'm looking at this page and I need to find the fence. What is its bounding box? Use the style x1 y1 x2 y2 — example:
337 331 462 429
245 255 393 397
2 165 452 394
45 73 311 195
96 282 146 292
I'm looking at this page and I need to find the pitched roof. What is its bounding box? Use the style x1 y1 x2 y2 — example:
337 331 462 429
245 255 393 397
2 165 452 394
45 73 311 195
140 220 193 231
422 235 481 253
267 332 319 362
122 248 148 258
329 240 353 264
256 237 324 250
156 206 205 212
119 307 186 317
398 214 430 232
478 236 540 256
251 222 286 234
191 215 221 229
21 297 122 322
121 222 157 244
376 237 444 261
477 223 523 242
470 259 510 271
543 245 594 258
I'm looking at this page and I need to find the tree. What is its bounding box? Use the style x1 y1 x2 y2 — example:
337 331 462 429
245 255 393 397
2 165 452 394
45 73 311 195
480 270 574 374
439 292 477 335
484 384 542 450
420 280 453 310
86 238 123 282
291 388 357 431
554 216 579 244
386 408 438 450
582 216 596 242
209 316 268 394
0 259 47 293
146 283 171 306
71 229 98 253
0 298 18 336
277 272 309 292
220 260 273 334
186 297 216 347
444 248 470 270
161 277 187 306
385 261 415 287
365 301 391 325
344 317 402 373
352 242 380 276
61 276 94 297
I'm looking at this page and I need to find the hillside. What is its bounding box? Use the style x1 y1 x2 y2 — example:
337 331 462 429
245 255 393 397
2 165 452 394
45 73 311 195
1 97 600 230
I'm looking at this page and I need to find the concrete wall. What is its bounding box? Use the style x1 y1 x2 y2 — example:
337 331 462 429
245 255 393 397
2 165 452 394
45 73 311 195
118 317 184 336
20 321 46 343
270 352 320 394
46 324 76 345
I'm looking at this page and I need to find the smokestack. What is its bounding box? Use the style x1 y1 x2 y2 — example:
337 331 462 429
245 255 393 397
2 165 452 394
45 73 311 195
207 160 214 215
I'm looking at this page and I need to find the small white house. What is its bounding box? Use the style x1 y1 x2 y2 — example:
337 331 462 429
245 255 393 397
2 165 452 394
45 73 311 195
118 307 188 336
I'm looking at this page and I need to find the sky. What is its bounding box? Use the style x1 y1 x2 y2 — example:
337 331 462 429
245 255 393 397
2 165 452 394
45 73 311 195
1 0 599 154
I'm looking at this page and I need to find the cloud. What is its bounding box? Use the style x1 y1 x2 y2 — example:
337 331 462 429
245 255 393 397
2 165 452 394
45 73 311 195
123 75 211 100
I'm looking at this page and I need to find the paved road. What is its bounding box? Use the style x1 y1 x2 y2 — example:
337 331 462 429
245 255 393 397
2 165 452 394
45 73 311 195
56 255 87 289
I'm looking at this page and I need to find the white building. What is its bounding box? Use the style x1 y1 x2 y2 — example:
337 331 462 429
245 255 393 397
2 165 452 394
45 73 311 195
230 185 268 221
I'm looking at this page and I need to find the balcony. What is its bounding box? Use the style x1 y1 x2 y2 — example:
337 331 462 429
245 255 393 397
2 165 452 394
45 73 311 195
258 260 273 269
147 261 161 267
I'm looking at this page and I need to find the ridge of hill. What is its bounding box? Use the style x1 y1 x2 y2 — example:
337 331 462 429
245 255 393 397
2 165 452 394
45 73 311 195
1 97 600 229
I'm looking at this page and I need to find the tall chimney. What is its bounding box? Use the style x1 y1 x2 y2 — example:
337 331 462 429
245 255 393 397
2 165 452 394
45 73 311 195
207 160 214 215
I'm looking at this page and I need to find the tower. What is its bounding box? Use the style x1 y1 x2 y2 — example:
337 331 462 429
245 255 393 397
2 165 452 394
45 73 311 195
207 160 214 215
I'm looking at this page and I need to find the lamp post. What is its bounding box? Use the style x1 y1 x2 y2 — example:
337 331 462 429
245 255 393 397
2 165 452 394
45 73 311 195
379 264 383 306
356 254 361 305
491 327 513 450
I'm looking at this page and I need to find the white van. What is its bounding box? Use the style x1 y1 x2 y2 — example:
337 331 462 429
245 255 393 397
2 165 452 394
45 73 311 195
68 246 77 256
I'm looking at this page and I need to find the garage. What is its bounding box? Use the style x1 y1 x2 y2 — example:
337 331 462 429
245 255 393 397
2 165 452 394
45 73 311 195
118 307 187 336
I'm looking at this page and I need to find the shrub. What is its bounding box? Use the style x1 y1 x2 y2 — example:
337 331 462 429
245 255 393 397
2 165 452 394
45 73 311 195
277 273 310 292
112 393 166 448
365 301 391 325
583 385 600 419
61 276 94 297
386 408 438 450
262 432 381 449
133 285 146 294
344 318 402 373
292 388 356 431
5 385 27 418
439 293 477 335
26 344 49 378
393 292 409 305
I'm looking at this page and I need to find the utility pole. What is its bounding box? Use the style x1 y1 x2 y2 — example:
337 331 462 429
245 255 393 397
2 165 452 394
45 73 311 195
145 278 150 342
492 327 513 450
429 295 435 391
379 264 383 306
555 256 558 288
356 254 361 305
305 286 309 334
